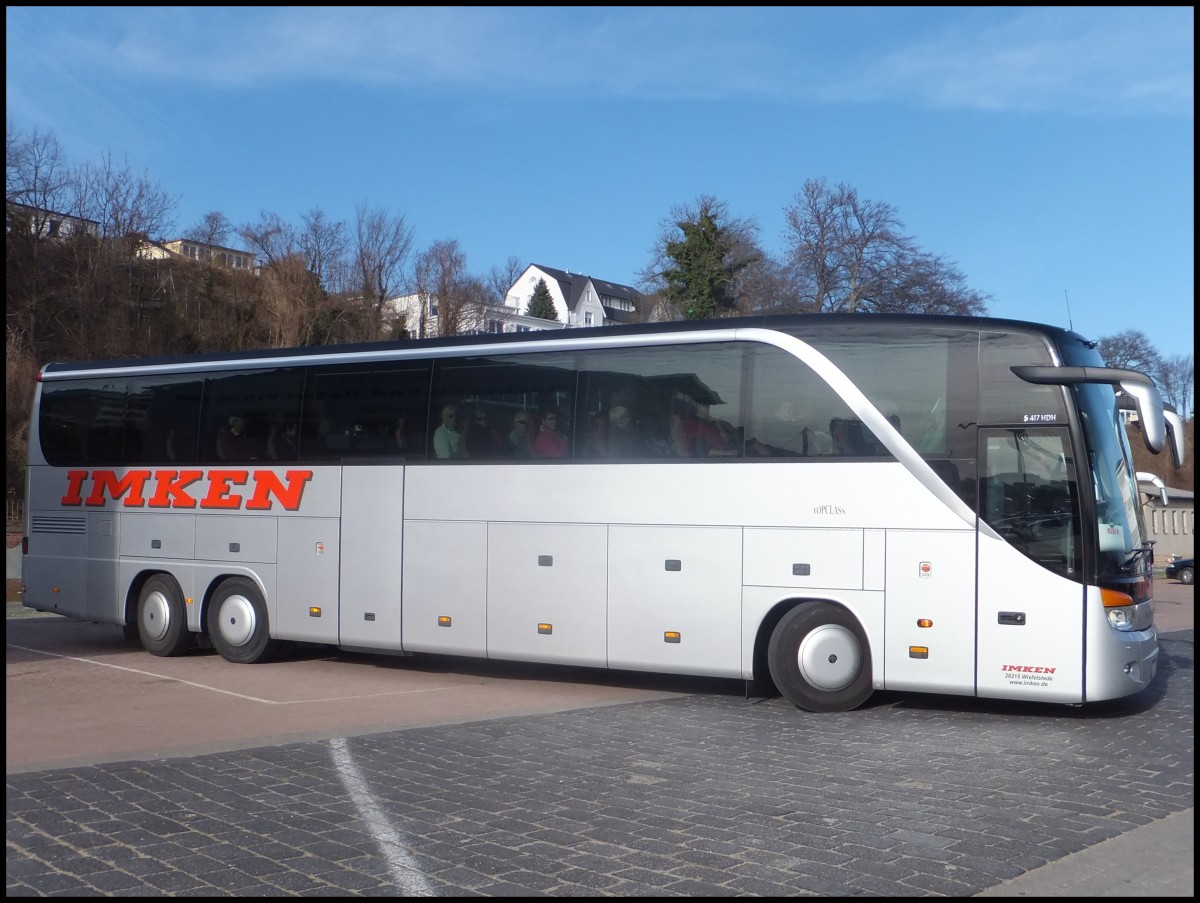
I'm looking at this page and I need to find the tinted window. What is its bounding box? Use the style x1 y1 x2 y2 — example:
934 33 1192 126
301 362 431 461
128 374 204 464
199 368 305 464
579 343 745 460
39 378 126 466
978 332 1065 425
792 325 981 502
432 353 579 461
743 343 856 458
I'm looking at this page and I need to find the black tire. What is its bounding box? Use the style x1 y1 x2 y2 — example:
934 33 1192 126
206 577 281 664
1178 566 1194 586
137 574 192 657
767 602 873 713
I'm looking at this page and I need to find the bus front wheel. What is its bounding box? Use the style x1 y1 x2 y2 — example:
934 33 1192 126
206 577 281 664
768 602 873 713
137 574 192 656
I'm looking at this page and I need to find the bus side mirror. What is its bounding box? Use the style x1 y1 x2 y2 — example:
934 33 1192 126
1118 379 1166 457
1163 408 1185 470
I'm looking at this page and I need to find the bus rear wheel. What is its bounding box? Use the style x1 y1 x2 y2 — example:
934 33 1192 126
206 577 281 664
137 574 192 656
768 602 873 713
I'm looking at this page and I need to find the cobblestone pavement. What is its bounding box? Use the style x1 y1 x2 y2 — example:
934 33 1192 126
6 631 1193 897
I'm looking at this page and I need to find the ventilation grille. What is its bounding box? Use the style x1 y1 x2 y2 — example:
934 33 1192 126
31 515 87 535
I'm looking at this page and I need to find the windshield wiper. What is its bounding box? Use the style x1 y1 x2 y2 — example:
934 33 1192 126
1123 540 1156 571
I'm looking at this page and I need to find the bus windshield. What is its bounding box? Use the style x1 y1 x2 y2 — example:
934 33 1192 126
1074 381 1148 579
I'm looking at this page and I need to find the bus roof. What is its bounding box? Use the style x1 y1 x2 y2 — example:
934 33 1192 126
38 313 1092 378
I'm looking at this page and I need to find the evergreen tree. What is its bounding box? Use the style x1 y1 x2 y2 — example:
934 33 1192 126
526 277 559 320
660 200 751 320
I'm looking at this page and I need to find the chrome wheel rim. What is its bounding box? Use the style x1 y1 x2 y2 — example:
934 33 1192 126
140 589 172 642
797 623 862 691
214 593 256 648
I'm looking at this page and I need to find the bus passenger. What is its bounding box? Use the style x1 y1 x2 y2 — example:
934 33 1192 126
433 404 466 459
607 406 644 458
217 415 262 461
533 408 568 458
671 401 734 457
464 408 509 459
508 410 534 457
580 411 610 459
268 421 299 461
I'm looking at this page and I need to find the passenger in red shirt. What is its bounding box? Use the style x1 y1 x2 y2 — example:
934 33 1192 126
671 402 734 457
533 408 568 458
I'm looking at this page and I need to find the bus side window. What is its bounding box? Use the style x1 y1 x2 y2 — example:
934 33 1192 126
166 425 197 462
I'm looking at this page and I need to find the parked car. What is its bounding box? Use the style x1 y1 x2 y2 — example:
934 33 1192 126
1164 557 1194 585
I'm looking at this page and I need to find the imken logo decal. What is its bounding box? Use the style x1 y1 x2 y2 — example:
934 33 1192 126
59 469 313 511
1000 663 1057 688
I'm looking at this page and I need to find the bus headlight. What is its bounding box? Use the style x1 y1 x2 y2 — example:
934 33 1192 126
1107 607 1135 631
1101 588 1137 632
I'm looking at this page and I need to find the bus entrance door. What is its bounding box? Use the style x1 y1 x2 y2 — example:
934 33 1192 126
975 427 1084 702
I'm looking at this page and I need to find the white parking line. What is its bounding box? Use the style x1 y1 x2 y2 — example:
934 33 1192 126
6 643 458 704
330 736 434 895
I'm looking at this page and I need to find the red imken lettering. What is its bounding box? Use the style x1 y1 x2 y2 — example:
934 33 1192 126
60 469 313 511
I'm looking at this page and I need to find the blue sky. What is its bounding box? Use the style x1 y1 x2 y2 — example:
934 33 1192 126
6 7 1194 360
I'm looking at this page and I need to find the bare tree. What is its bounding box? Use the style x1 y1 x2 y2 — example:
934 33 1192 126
412 239 498 337
868 249 989 315
352 203 415 339
8 141 177 362
474 255 524 332
736 254 794 316
458 275 498 335
6 325 36 502
6 123 76 354
1156 353 1194 419
783 179 905 313
1098 329 1163 373
299 207 350 294
488 255 525 304
75 151 176 247
413 239 467 338
238 211 298 267
184 211 234 247
781 178 987 316
236 210 355 347
6 121 74 232
258 254 326 348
